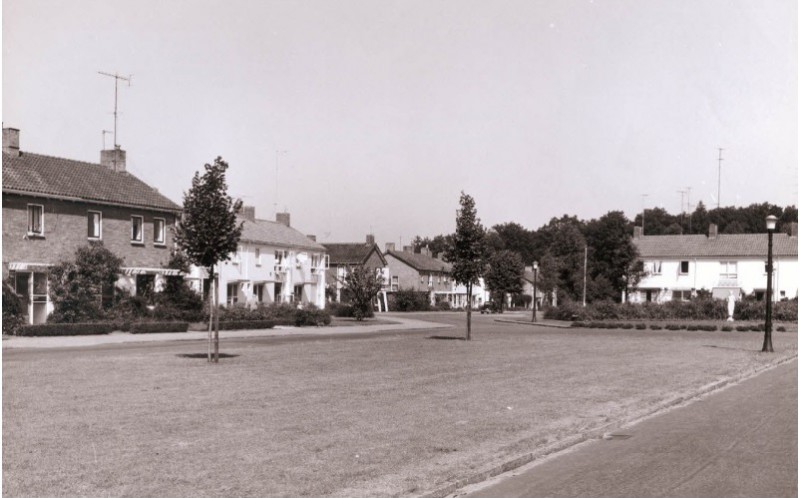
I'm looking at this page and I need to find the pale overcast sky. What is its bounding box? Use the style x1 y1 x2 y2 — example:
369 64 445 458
3 0 797 246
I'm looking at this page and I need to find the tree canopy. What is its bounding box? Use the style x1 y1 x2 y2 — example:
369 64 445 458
484 250 525 309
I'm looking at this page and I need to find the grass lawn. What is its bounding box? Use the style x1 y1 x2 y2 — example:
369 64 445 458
4 321 796 497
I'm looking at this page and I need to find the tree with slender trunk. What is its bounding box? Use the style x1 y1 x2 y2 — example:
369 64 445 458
484 250 525 312
174 157 243 363
444 192 488 340
339 264 385 321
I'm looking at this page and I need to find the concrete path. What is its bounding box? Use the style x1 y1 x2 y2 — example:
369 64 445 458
1 316 453 350
460 359 797 498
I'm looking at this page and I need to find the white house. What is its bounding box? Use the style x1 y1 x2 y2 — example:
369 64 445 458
187 208 328 308
629 223 798 303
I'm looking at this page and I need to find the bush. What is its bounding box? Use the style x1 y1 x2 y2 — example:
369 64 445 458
777 326 787 332
129 322 189 334
3 280 25 335
294 307 332 327
750 324 763 332
736 325 750 332
391 289 431 312
435 301 452 311
665 324 681 331
17 323 113 337
687 325 698 331
635 323 647 330
217 320 276 331
649 324 663 330
721 325 733 332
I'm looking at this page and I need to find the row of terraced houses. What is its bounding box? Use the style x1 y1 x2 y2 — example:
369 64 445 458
3 128 797 324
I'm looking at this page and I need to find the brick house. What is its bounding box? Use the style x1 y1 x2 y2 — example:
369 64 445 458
384 246 452 305
2 128 181 324
322 234 388 304
630 223 799 303
187 208 328 308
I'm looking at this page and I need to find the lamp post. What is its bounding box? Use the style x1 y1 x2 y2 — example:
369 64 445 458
762 215 777 353
531 261 538 322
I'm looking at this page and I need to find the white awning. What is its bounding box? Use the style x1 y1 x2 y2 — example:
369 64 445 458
7 262 53 271
121 267 183 276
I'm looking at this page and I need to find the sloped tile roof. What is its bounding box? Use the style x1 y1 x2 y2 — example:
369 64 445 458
385 250 452 272
322 243 386 266
239 217 325 252
2 151 180 211
633 233 798 258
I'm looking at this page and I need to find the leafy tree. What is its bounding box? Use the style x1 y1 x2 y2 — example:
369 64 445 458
584 211 641 302
411 234 453 259
48 241 123 323
492 222 536 263
174 157 243 363
484 250 525 311
539 218 586 303
154 251 205 321
2 279 25 335
444 192 488 340
340 264 384 320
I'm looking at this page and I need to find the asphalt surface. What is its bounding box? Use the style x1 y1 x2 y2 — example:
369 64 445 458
462 359 798 498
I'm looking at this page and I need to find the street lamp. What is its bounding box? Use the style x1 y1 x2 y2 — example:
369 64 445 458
762 215 777 353
531 261 538 322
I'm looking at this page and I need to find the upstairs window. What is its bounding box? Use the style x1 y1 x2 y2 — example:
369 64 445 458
255 248 262 266
131 216 144 243
28 204 44 236
153 218 166 245
88 211 102 239
650 261 662 274
679 261 689 274
720 261 737 279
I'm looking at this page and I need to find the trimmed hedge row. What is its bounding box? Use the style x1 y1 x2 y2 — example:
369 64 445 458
570 321 791 333
546 299 798 322
129 322 189 334
17 323 114 337
217 320 275 331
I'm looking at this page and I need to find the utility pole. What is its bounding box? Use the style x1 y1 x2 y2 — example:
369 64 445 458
717 148 723 209
582 245 588 307
97 71 131 148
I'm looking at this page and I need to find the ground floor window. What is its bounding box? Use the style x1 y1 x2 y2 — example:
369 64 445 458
227 283 239 306
293 285 303 304
672 290 691 302
275 282 283 302
12 271 50 324
253 283 265 303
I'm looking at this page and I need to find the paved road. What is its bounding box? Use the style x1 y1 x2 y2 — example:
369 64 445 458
463 359 797 498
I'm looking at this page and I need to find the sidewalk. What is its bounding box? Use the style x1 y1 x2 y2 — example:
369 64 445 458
460 359 798 498
1 316 453 350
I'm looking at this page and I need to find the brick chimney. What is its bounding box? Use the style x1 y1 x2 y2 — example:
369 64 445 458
633 226 643 238
789 222 798 238
241 205 256 222
276 212 290 227
3 128 20 156
307 234 317 242
402 245 413 253
385 242 396 252
366 234 375 246
708 223 718 239
100 146 126 172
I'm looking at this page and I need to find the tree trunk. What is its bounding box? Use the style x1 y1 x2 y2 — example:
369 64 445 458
207 268 214 363
214 274 220 363
466 282 472 341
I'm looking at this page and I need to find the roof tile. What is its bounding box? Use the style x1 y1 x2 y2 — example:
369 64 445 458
634 233 798 258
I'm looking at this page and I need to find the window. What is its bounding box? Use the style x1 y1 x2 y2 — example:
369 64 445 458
87 211 102 239
672 290 691 302
27 204 44 236
391 276 399 291
131 216 144 243
720 261 737 279
253 284 265 303
255 248 262 266
153 218 166 245
227 283 239 306
232 246 242 264
679 261 689 274
275 250 285 267
650 261 662 274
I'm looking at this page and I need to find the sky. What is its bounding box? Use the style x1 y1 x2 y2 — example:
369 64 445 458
3 0 797 247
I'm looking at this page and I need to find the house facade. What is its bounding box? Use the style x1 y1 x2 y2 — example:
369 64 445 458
2 128 182 324
629 223 799 303
384 247 452 305
187 209 328 308
322 235 388 304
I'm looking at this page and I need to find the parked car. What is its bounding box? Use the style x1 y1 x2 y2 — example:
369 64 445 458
479 301 503 314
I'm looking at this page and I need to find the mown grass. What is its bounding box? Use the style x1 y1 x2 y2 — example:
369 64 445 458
4 324 796 497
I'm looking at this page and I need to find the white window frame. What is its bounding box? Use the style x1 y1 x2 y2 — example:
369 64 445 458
232 245 242 264
651 261 662 275
153 217 166 245
131 215 144 244
720 261 737 279
255 248 262 266
87 210 102 240
679 260 689 275
27 204 44 236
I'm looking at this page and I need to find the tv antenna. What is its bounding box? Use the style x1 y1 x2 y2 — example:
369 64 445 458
717 147 723 209
677 189 687 233
97 71 132 148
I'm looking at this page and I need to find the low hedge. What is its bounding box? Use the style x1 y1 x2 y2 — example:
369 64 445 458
129 322 189 334
17 323 114 337
217 320 275 331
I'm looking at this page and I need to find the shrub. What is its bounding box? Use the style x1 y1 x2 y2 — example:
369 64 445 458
699 325 718 331
17 323 113 337
649 324 663 330
750 324 763 332
129 322 189 334
621 323 634 330
391 289 431 312
294 307 332 327
217 320 276 331
635 323 647 330
435 301 452 311
736 325 750 332
721 325 733 332
2 280 25 335
570 321 585 328
665 324 681 331
777 326 787 332
687 325 698 331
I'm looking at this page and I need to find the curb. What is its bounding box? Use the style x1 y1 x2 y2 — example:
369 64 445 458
419 353 798 498
493 319 572 329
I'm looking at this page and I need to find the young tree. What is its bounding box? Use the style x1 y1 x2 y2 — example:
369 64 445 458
484 250 525 311
174 157 243 363
48 241 123 323
340 265 384 320
444 192 488 340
